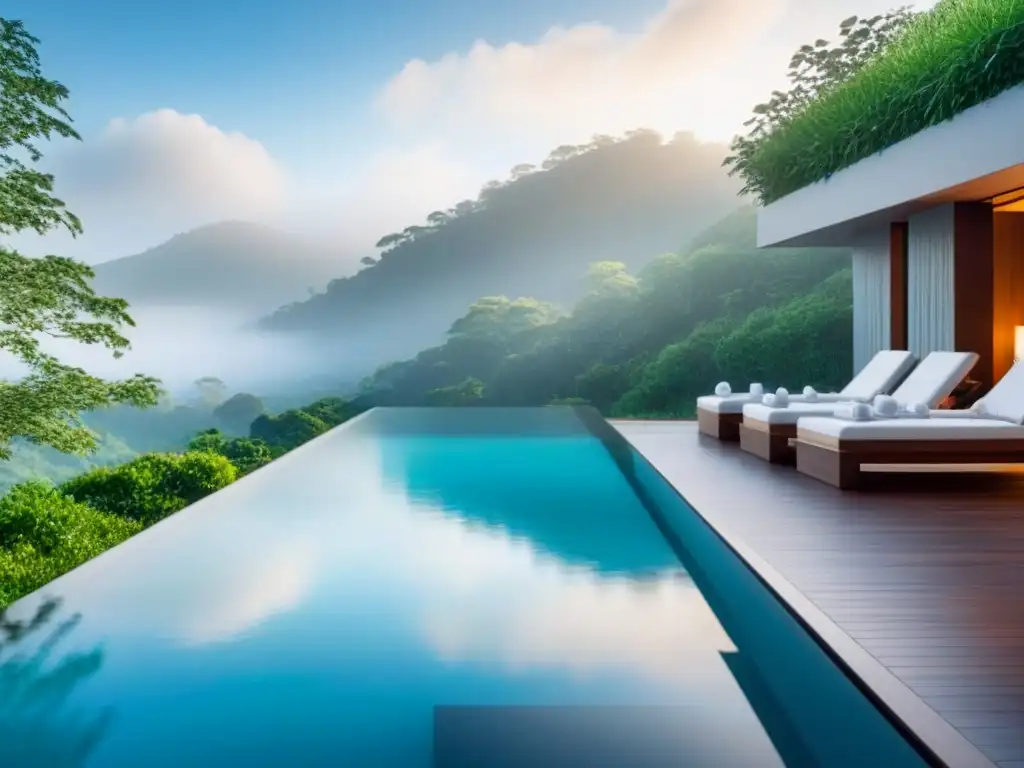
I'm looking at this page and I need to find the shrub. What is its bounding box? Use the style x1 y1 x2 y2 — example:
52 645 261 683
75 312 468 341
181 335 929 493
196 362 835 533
250 409 328 454
187 429 272 475
0 482 142 608
59 451 236 525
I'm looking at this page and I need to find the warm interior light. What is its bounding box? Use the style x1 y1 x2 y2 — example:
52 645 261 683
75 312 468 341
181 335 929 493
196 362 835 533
1016 326 1024 364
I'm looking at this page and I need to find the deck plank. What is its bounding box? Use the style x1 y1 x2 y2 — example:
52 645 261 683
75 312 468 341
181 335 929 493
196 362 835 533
614 420 1024 768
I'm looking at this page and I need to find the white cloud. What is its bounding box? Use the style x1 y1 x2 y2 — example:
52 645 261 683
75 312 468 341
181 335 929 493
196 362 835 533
8 109 288 263
67 109 285 223
376 0 939 148
4 109 479 264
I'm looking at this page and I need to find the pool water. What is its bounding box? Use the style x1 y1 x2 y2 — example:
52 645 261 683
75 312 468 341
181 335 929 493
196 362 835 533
0 407 929 767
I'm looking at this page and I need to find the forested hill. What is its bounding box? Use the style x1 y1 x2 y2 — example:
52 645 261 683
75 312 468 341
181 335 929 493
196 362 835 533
90 221 345 313
352 204 856 417
260 130 741 364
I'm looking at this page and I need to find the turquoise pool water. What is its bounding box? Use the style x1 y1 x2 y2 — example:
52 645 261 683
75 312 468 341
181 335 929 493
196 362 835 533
0 408 929 767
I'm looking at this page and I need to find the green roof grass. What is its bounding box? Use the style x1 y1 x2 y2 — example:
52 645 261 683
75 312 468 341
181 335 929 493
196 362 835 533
746 0 1024 204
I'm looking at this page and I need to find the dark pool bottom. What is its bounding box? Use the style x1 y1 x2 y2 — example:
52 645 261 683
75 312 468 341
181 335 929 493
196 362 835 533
0 407 931 767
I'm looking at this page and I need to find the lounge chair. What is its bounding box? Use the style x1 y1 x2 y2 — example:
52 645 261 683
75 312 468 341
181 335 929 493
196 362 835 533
739 351 979 464
696 350 916 441
791 360 1024 489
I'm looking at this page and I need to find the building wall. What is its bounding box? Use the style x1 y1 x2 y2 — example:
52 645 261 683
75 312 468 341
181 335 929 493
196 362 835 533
907 204 956 357
993 211 1024 381
850 230 891 374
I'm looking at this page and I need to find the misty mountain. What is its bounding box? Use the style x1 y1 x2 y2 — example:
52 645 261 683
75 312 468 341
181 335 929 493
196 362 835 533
261 129 744 369
90 221 348 314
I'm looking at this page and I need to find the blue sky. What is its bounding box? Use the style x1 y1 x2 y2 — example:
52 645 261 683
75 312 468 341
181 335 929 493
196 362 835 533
6 0 662 168
3 0 927 264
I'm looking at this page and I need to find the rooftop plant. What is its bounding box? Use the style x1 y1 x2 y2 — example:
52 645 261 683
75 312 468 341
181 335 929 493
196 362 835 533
727 0 1024 204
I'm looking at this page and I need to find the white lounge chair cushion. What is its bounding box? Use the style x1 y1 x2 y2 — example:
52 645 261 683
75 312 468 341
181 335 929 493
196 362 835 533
699 390 819 413
837 350 916 401
702 349 916 414
742 350 977 425
888 351 978 407
797 417 1024 446
699 394 755 414
970 360 1024 424
743 401 847 424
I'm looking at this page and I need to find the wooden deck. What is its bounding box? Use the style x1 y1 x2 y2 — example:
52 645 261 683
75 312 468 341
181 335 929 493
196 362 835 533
614 420 1024 768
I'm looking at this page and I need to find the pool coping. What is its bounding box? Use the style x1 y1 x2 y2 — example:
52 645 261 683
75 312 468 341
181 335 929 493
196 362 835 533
612 421 997 768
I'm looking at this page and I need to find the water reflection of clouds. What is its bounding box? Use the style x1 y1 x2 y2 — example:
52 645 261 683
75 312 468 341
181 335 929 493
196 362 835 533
173 538 314 646
386 505 735 684
327 441 738 684
24 496 322 648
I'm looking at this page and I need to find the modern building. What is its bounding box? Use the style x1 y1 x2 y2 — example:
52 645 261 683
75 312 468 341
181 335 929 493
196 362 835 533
756 82 1024 394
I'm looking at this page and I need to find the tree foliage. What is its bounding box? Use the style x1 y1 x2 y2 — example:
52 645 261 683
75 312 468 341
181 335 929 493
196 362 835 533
0 18 160 459
248 397 360 455
0 482 141 605
424 377 484 406
59 451 236 525
447 296 561 342
187 428 272 475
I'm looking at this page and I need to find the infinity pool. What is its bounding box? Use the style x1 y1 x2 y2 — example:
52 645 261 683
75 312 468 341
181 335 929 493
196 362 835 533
0 407 929 767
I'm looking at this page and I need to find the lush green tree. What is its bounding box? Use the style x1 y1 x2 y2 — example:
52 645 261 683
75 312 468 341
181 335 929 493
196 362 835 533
0 482 141 607
187 428 272 475
425 210 451 227
299 397 361 426
249 409 328 454
713 270 853 391
575 360 644 413
424 377 484 406
486 343 576 406
447 296 560 342
59 451 236 525
212 392 265 434
186 428 228 455
580 261 639 300
614 316 739 418
0 19 160 459
374 232 405 250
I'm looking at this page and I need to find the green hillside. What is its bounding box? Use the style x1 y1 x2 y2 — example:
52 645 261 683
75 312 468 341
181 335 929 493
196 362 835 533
261 130 742 365
90 221 346 314
352 204 853 416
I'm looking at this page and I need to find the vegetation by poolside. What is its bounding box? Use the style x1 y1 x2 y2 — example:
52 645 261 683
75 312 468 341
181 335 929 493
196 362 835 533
740 0 1024 204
